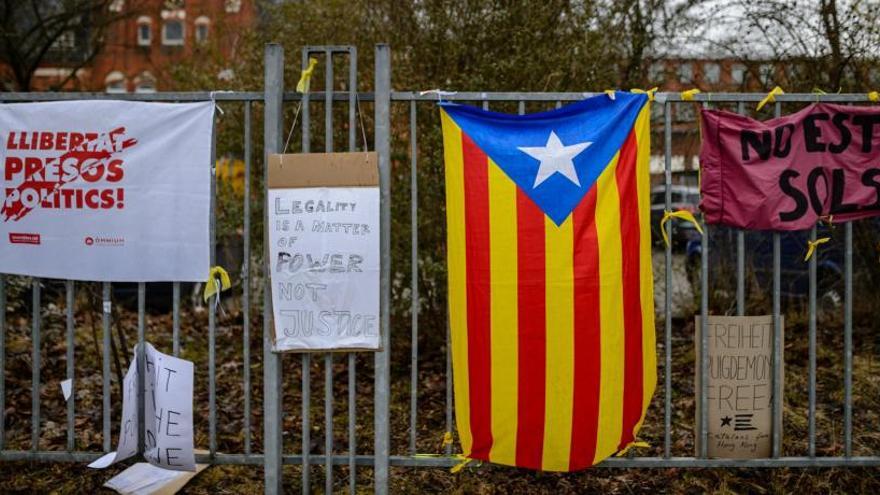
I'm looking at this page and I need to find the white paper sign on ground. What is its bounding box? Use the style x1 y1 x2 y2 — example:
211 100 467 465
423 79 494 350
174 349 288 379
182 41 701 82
269 187 380 351
88 343 195 471
104 460 208 495
0 101 213 281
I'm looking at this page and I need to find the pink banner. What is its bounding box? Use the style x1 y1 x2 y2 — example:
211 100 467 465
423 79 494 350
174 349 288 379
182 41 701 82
699 103 880 230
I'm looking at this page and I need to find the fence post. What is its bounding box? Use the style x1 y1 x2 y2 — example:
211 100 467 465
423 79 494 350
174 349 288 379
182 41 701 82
263 42 284 495
373 43 392 495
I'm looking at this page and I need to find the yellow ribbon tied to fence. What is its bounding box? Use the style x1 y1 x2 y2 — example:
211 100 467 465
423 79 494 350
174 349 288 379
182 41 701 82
804 237 831 262
660 209 704 248
680 88 701 101
296 57 319 93
631 87 658 102
757 86 784 111
869 91 880 103
203 266 231 302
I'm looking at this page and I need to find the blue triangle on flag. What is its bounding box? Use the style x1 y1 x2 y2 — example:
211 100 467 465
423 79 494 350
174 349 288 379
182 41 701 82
441 92 647 225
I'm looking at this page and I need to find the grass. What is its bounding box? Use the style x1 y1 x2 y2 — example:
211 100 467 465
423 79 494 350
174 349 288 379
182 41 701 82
1 261 879 493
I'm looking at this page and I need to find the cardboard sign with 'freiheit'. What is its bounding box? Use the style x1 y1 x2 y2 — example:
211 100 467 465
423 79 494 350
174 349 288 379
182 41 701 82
695 315 783 458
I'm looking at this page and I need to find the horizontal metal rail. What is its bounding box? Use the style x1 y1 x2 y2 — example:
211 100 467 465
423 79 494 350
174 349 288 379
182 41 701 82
3 91 879 104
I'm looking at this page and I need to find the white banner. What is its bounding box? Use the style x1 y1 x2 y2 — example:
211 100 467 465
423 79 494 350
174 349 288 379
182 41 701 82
269 187 380 351
0 100 213 281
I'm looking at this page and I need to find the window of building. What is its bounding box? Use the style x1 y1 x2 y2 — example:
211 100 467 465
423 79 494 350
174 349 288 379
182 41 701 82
163 20 184 45
195 17 210 43
677 62 693 83
648 61 665 83
137 16 152 46
105 71 127 93
731 63 746 84
760 63 775 85
110 0 124 12
676 103 696 122
135 71 157 93
703 62 720 84
51 31 76 51
225 0 241 13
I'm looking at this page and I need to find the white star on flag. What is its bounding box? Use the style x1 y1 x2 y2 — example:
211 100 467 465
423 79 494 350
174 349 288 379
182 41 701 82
518 131 591 188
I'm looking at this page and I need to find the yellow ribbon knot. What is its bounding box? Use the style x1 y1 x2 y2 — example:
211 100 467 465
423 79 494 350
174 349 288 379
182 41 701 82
680 88 701 101
442 431 453 447
660 209 704 248
450 455 473 473
203 266 231 302
869 91 879 103
757 86 784 111
631 87 658 102
804 237 830 262
296 57 319 93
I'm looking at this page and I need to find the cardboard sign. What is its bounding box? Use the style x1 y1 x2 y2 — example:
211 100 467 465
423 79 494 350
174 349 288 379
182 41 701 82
267 153 380 352
0 101 213 281
695 315 783 458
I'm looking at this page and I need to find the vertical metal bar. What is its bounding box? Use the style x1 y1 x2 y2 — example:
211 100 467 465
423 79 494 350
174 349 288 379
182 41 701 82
0 275 5 452
31 278 41 451
348 48 357 151
209 101 218 458
172 282 180 356
844 221 853 457
444 319 452 456
301 47 313 495
302 353 311 493
324 48 335 495
663 100 672 458
374 43 392 495
102 282 111 452
243 100 253 455
409 99 419 456
771 231 781 458
808 225 817 457
137 282 145 454
302 48 311 154
263 42 285 495
348 46 358 495
771 101 782 459
736 101 745 316
699 103 710 459
518 100 524 115
66 280 75 452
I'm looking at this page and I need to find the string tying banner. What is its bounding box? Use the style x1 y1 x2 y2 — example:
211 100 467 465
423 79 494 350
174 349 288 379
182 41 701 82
757 86 784 111
660 209 704 248
804 237 830 262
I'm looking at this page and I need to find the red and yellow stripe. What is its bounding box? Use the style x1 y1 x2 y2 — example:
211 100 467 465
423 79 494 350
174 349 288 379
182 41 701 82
441 103 655 471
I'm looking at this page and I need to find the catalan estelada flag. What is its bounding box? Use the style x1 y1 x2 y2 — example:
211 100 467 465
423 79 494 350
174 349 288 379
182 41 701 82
441 92 655 471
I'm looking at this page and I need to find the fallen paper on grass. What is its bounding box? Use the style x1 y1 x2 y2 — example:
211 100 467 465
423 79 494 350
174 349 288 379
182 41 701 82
104 460 208 495
88 343 195 471
60 378 72 401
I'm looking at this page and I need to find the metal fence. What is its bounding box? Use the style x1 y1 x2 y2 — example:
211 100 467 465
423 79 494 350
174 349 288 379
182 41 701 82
2 43 880 494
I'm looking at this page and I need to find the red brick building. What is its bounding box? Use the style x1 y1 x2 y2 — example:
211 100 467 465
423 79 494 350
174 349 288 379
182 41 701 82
25 0 256 93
